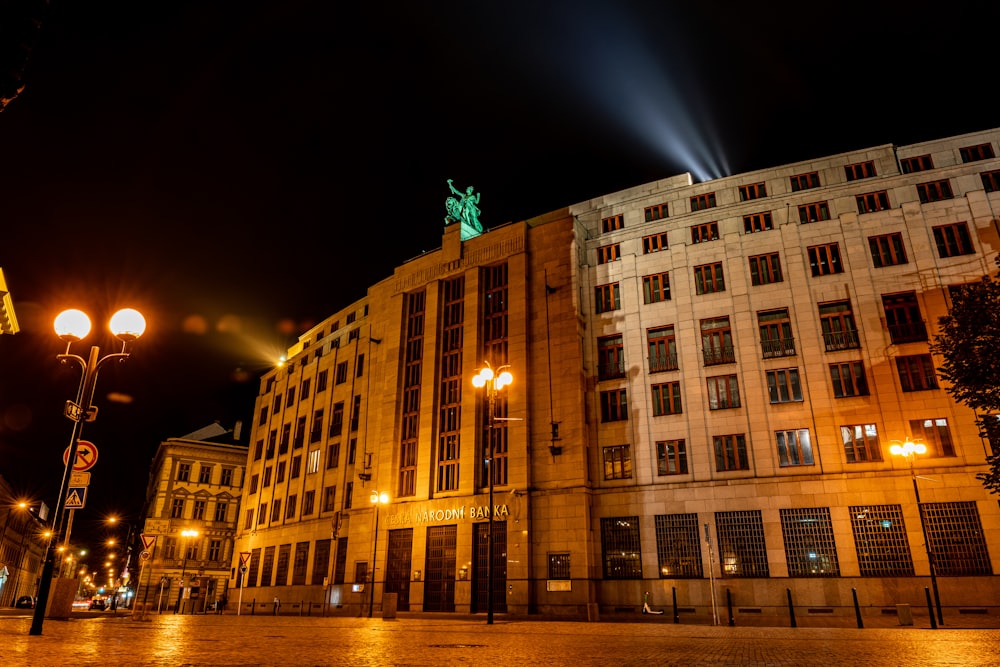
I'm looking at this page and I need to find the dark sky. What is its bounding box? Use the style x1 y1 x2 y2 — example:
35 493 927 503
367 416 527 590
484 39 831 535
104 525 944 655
1 1 996 549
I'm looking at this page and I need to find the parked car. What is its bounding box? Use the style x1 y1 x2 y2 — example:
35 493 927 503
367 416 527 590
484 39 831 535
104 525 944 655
88 598 106 610
15 596 34 609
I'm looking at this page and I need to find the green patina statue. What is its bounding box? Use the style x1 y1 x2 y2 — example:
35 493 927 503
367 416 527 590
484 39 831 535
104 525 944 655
445 179 483 235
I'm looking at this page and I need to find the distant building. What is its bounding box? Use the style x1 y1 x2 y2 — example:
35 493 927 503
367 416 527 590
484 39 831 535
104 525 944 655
233 128 1000 621
138 424 246 612
0 267 19 335
0 474 47 606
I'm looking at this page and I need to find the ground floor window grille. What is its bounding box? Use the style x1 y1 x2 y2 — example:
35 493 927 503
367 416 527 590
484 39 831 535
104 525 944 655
779 507 839 576
715 510 768 577
655 513 702 578
601 516 642 579
849 504 913 576
922 501 993 575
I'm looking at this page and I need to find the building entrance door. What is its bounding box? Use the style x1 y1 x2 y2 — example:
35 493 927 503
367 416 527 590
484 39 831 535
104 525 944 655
386 528 412 611
423 525 456 612
472 520 507 614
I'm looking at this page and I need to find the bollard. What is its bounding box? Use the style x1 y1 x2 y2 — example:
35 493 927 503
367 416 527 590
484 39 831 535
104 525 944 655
251 598 256 616
726 588 735 627
924 588 937 630
786 588 797 628
851 588 863 629
671 587 679 624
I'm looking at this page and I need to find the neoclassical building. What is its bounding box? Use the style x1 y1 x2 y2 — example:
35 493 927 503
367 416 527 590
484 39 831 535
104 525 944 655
232 128 1000 622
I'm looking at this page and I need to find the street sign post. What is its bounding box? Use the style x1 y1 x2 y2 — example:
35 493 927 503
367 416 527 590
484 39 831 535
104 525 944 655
238 551 252 616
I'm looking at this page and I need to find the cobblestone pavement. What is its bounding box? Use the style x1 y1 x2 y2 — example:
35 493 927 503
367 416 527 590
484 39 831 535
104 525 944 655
2 612 998 667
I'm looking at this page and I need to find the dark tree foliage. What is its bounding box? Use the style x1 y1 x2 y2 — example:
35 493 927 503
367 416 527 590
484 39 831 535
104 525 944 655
932 254 1000 495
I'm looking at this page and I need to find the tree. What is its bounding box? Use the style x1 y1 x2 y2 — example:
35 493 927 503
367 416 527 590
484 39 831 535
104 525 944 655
932 254 1000 495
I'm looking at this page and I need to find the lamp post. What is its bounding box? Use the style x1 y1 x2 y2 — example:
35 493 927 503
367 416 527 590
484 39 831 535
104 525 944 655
890 439 943 626
368 490 389 618
30 307 145 636
176 528 199 614
471 361 513 625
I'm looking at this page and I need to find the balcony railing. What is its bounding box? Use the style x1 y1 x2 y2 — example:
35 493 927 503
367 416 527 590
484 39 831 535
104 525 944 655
648 353 679 372
761 337 796 358
823 330 860 351
888 320 928 344
598 360 626 381
702 345 736 366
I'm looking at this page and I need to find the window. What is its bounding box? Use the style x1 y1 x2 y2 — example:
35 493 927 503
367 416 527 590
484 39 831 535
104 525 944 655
819 300 860 351
270 500 282 522
922 501 992 575
830 361 869 397
690 192 716 211
249 474 259 494
766 369 802 403
917 179 953 203
273 393 282 412
748 252 782 285
758 309 795 358
642 232 668 254
350 395 361 432
311 539 331 586
356 354 364 377
691 221 719 244
547 553 571 580
798 200 831 223
302 490 315 515
280 424 290 453
257 503 267 525
896 354 938 391
603 444 632 480
346 311 356 324
177 463 190 482
275 461 286 484
651 381 682 416
290 455 301 479
323 486 336 512
301 378 311 400
262 466 272 487
220 467 234 486
644 203 668 222
285 495 297 520
594 283 621 314
596 243 620 264
294 416 306 448
743 212 773 233
244 509 254 530
286 387 295 407
599 389 628 422
807 243 843 276
311 409 324 443
981 170 1000 192
694 262 725 294
701 316 734 365
790 171 820 191
258 406 268 426
647 325 678 372
330 402 344 437
317 369 328 392
267 430 276 459
171 498 185 519
776 429 813 466
900 154 933 173
707 375 740 410
714 434 748 471
909 418 955 457
856 191 890 213
780 508 838 576
882 292 927 343
845 160 876 180
868 232 908 267
715 510 768 577
960 143 995 163
850 504 913 576
199 465 212 484
597 335 625 380
642 272 671 303
326 442 340 469
335 361 348 385
656 440 688 476
739 182 767 201
214 501 228 522
933 222 975 257
254 440 263 461
601 214 624 233
841 424 882 462
655 514 702 578
600 516 642 579
308 448 321 474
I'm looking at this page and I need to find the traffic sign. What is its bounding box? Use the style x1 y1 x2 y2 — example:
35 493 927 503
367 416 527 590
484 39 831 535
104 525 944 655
64 487 87 509
140 534 156 551
239 551 252 566
63 440 98 471
140 550 151 561
70 471 91 487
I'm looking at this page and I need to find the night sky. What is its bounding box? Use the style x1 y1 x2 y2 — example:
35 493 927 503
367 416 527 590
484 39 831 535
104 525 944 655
1 1 996 549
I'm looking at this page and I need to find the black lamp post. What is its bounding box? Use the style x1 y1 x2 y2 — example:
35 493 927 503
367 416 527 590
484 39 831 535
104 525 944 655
368 491 389 618
471 362 513 625
29 308 145 636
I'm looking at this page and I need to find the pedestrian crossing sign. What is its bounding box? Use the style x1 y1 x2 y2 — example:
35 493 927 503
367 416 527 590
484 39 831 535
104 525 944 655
65 486 87 509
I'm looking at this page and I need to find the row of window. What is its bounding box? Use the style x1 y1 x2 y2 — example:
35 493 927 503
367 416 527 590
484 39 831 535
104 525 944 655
602 418 954 482
168 496 232 523
598 150 998 235
595 222 976 294
254 395 363 462
245 482 347 531
601 501 991 580
176 462 237 486
258 356 365 426
159 535 228 564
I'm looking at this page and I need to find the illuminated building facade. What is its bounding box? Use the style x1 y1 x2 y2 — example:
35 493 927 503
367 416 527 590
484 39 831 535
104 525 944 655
233 128 1000 621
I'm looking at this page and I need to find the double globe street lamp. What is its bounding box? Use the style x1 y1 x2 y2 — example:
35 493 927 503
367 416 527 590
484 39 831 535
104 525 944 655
29 308 146 636
471 362 513 625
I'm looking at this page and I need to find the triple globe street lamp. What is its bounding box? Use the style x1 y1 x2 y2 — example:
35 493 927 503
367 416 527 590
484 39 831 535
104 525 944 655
29 307 146 636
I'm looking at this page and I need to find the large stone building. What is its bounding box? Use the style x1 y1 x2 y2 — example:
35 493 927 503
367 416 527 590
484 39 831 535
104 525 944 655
138 424 246 612
232 128 1000 622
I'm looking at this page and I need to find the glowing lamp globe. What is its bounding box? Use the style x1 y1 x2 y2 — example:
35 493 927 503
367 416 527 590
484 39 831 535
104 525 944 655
54 309 92 342
110 308 146 342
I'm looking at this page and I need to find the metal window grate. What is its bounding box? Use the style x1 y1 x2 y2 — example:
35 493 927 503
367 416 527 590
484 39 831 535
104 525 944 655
601 516 642 579
715 510 769 577
655 513 702 578
922 502 993 576
780 508 839 577
850 504 913 576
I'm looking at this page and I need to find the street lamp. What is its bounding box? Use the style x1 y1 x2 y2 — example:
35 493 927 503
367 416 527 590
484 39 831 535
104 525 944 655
368 490 389 618
29 308 145 636
890 439 943 626
176 528 199 614
471 361 513 625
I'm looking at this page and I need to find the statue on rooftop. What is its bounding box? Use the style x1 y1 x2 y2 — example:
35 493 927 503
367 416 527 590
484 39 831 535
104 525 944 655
444 179 483 235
